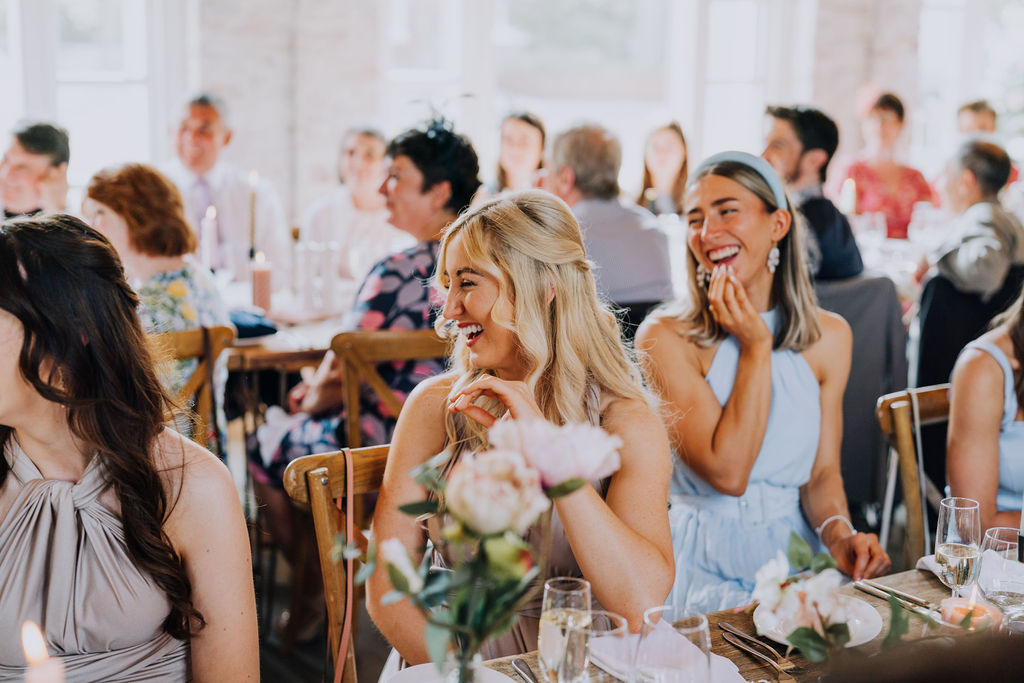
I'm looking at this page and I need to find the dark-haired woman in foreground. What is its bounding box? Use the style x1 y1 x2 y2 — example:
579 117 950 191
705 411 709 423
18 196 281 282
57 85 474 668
0 216 257 681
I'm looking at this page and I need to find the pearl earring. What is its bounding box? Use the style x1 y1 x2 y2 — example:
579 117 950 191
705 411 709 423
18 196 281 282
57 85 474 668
766 245 780 274
695 263 712 288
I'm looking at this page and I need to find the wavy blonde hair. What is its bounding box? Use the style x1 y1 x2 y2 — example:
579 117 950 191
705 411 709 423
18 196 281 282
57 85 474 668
435 190 647 453
657 160 821 351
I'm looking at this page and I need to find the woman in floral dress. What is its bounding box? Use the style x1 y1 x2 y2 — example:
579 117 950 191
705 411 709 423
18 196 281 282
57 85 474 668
82 163 231 450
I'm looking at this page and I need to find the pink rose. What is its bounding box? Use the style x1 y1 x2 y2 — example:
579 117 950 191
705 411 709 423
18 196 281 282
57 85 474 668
488 419 623 489
445 449 550 535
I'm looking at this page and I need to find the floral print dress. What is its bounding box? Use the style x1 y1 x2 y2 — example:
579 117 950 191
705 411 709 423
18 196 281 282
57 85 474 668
137 258 232 448
251 240 446 489
839 160 937 239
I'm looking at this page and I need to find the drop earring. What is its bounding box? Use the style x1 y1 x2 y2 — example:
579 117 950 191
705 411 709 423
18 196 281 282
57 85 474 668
695 263 712 288
766 245 780 274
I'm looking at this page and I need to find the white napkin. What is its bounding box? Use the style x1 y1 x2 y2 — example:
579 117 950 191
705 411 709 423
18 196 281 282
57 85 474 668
590 623 744 683
256 405 310 467
978 548 1024 593
915 553 940 577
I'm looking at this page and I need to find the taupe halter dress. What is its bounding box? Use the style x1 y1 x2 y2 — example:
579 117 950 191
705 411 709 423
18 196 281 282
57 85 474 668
0 440 189 682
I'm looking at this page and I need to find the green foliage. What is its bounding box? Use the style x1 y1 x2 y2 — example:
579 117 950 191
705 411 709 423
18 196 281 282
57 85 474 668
882 595 909 649
545 477 586 499
787 532 813 571
786 626 828 663
959 609 975 629
399 499 440 517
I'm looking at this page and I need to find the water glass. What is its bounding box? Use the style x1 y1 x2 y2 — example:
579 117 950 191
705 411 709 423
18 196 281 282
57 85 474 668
586 610 631 682
979 526 1024 624
935 497 981 598
538 577 591 683
634 606 710 683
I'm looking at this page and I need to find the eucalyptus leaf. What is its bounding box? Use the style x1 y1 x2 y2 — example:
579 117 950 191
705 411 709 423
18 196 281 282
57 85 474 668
959 608 975 630
810 552 838 573
786 626 828 663
400 500 440 517
787 531 813 572
425 621 451 671
546 478 586 499
381 590 405 605
825 621 850 649
882 595 909 649
387 564 410 594
354 560 375 586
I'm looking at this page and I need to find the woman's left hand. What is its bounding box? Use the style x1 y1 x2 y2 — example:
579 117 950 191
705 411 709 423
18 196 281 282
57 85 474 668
828 531 891 581
447 375 544 427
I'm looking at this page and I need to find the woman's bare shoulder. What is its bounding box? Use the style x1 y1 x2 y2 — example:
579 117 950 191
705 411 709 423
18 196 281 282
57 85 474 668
152 430 237 529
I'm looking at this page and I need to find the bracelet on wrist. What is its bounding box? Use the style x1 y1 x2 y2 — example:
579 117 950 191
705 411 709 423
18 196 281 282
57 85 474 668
815 514 855 542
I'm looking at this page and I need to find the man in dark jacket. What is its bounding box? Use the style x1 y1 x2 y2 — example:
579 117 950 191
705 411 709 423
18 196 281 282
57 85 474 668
763 105 864 280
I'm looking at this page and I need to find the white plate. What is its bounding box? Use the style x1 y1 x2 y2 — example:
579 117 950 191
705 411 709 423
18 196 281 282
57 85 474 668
752 595 883 648
387 662 516 683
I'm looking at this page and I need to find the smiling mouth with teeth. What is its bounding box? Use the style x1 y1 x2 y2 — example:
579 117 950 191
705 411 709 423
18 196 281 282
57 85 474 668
461 323 484 342
707 245 740 264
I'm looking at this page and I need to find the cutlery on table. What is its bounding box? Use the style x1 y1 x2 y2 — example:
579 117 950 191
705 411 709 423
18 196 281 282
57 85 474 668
721 632 796 683
718 623 802 673
511 658 540 683
852 580 935 619
859 578 938 610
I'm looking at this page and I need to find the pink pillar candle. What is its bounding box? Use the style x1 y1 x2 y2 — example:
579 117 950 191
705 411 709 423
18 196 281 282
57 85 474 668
22 621 65 683
251 252 272 312
940 596 1002 631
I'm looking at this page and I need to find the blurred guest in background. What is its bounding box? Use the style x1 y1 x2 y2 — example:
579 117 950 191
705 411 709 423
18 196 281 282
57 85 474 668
82 163 231 450
948 287 1024 533
161 92 290 284
0 121 70 218
958 99 999 135
494 111 546 193
542 123 673 313
831 92 935 239
300 126 414 282
763 105 863 280
636 121 688 215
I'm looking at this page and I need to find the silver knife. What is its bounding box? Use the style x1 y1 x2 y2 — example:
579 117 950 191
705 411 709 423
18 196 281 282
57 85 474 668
853 580 935 619
860 578 938 610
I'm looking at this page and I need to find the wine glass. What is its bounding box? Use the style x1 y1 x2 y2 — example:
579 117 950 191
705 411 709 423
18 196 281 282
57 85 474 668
586 610 630 682
538 577 591 683
979 526 1024 622
634 606 711 683
935 497 981 598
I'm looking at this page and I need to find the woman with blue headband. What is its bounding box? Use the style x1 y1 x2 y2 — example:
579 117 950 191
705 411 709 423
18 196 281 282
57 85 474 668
636 151 890 611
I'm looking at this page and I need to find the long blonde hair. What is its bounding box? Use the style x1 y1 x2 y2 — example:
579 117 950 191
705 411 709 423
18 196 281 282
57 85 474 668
435 190 647 453
659 160 821 351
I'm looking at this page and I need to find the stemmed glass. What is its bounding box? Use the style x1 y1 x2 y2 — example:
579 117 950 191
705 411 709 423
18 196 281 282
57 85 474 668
979 526 1024 622
934 497 981 598
634 606 711 683
538 577 591 683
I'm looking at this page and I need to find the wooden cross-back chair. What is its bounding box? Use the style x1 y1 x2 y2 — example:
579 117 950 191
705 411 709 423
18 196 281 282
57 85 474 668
149 325 235 454
876 384 951 565
331 329 450 449
283 445 390 683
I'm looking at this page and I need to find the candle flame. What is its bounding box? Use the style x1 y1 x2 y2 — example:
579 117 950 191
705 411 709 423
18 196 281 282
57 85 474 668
968 584 978 609
254 251 266 265
21 621 48 666
205 205 217 220
248 170 259 188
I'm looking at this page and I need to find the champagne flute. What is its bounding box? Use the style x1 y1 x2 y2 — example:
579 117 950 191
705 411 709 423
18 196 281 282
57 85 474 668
979 526 1024 620
634 606 711 683
935 497 981 598
538 577 591 683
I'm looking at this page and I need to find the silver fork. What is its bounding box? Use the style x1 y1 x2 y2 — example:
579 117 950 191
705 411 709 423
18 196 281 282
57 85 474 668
721 632 796 683
719 622 803 673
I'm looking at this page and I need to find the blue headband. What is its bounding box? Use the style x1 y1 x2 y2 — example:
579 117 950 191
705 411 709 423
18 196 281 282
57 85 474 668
692 150 789 211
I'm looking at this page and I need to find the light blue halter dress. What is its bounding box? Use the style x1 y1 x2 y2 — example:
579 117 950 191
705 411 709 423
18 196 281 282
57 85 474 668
959 340 1024 511
667 309 823 613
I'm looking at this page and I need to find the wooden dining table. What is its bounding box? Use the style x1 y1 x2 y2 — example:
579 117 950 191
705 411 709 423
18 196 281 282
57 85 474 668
485 569 950 682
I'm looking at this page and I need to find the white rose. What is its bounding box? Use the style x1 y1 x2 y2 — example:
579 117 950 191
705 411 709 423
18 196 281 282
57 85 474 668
752 551 791 611
446 449 550 535
488 419 622 488
379 538 424 593
802 569 845 623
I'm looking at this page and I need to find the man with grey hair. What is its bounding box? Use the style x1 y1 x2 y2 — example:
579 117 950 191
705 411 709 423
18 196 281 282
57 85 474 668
918 139 1024 299
161 92 289 287
542 123 673 315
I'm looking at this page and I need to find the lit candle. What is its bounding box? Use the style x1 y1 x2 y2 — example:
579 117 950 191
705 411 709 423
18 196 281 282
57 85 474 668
251 251 272 312
21 621 64 683
248 170 259 260
200 205 217 270
838 178 857 216
940 585 1002 631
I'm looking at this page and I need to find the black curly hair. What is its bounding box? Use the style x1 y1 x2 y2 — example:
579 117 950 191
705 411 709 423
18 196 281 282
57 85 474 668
387 118 481 214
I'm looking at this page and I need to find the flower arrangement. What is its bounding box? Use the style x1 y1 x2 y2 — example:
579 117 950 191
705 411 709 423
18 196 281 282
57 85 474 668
365 419 623 681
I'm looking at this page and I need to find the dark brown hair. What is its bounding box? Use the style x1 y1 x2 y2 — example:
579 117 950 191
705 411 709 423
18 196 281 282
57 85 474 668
86 163 197 257
871 92 906 122
496 111 546 192
636 121 688 214
0 214 203 639
992 290 1024 408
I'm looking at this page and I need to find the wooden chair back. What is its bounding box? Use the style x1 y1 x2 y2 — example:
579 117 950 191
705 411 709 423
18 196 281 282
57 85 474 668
283 445 390 682
876 384 951 563
331 329 449 448
149 325 235 451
